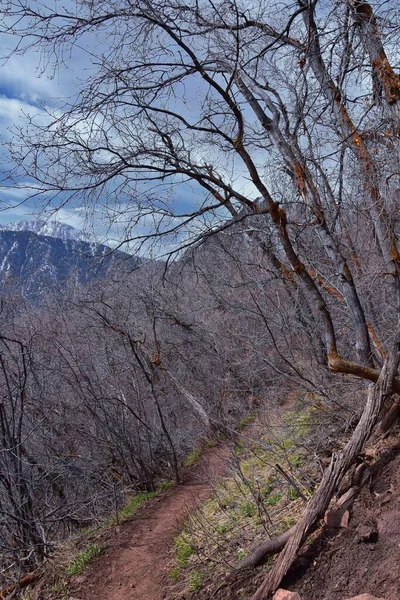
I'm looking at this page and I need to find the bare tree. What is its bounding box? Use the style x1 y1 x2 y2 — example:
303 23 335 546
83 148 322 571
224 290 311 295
2 0 400 595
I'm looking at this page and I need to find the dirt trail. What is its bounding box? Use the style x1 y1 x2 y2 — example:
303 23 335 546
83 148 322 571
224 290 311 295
70 444 230 600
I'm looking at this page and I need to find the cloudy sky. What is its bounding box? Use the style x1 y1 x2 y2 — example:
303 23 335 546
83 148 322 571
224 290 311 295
0 2 260 256
0 18 91 227
0 25 224 254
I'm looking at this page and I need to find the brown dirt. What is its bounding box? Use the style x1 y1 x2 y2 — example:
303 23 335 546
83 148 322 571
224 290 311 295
68 444 229 600
284 436 400 600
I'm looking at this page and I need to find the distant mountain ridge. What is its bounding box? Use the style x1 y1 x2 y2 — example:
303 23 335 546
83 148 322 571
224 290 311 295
0 219 140 301
0 218 91 242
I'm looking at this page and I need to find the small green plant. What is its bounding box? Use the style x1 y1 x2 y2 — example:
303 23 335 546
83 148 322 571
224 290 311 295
175 534 194 566
185 447 202 467
291 454 304 468
49 581 68 594
281 515 296 530
288 487 299 501
237 548 247 560
262 482 274 497
264 492 283 507
168 567 180 582
219 495 235 510
66 543 104 577
158 480 174 492
189 570 203 592
234 439 246 454
80 526 100 536
240 500 256 517
237 415 255 431
205 439 216 448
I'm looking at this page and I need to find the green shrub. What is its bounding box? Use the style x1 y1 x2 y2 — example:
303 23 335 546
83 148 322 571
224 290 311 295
175 534 194 566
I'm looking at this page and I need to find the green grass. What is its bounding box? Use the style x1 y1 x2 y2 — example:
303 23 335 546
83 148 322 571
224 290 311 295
234 439 246 454
264 492 283 506
189 570 203 592
240 500 256 517
237 415 256 431
108 491 158 525
158 480 174 492
237 548 247 560
262 481 275 497
185 447 202 467
175 533 195 566
171 401 315 594
168 567 181 582
65 543 104 577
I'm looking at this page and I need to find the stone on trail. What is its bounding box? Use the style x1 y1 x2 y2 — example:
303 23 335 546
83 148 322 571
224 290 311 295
273 589 302 600
356 521 379 544
324 508 350 528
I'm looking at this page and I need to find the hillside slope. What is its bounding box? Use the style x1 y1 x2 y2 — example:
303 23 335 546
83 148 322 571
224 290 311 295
286 435 400 600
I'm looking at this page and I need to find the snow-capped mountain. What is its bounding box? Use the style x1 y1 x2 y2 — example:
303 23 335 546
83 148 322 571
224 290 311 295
0 220 140 302
0 218 91 243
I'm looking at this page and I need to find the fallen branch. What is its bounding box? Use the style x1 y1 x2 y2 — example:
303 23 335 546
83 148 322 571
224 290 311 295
0 571 42 599
238 528 294 570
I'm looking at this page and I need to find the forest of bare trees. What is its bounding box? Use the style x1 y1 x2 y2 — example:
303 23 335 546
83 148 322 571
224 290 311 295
1 0 399 596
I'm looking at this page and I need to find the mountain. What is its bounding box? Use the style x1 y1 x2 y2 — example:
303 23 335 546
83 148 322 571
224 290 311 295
0 220 140 301
0 219 91 242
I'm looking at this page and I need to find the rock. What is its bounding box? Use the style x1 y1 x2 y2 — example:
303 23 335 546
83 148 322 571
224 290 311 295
71 575 87 585
324 508 350 528
356 520 378 544
273 589 302 600
340 510 350 528
344 595 387 600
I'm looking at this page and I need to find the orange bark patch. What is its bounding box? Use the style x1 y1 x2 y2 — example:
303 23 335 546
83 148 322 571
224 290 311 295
308 268 344 301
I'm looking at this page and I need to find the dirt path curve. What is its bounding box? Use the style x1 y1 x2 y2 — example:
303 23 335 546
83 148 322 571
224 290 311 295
70 444 230 600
